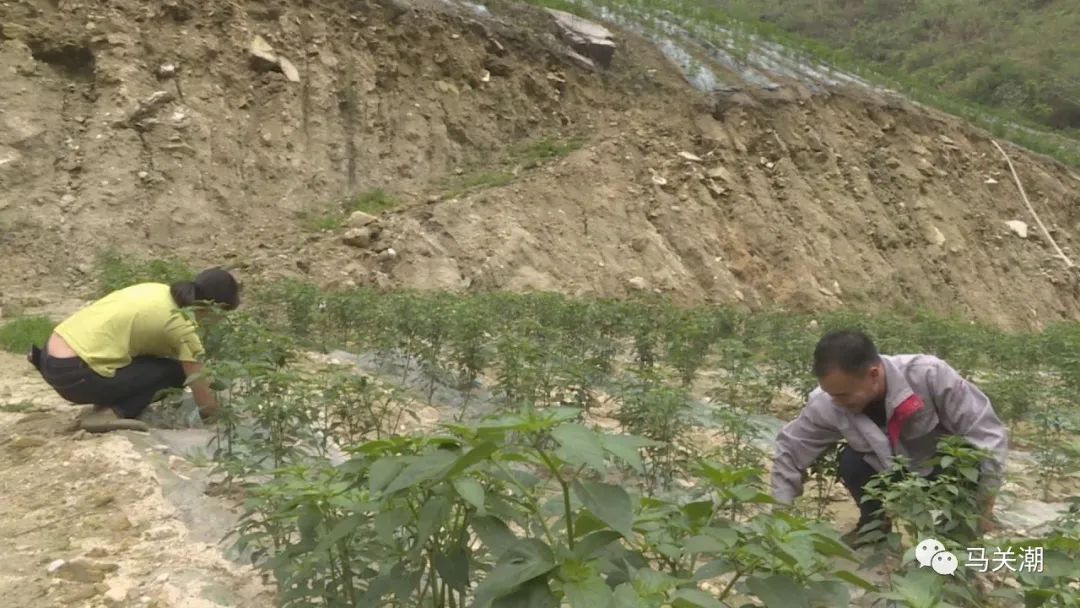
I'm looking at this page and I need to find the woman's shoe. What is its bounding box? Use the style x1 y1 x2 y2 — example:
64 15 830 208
79 406 150 433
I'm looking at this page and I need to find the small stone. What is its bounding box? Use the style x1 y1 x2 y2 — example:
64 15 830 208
47 559 66 574
547 8 616 68
105 516 132 531
627 276 649 291
60 194 76 207
707 166 733 182
1005 220 1029 238
347 211 377 228
342 227 374 249
885 157 901 169
278 57 301 82
985 177 999 184
144 525 177 541
104 587 126 606
927 226 946 246
10 435 47 448
157 63 177 79
677 151 702 162
249 35 279 72
54 559 119 583
63 585 102 603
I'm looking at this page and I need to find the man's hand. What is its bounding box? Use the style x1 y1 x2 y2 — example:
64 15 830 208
198 404 220 423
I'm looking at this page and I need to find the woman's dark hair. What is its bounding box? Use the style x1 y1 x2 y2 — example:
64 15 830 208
812 329 880 377
170 267 241 311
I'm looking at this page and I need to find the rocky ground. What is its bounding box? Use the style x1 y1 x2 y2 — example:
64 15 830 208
0 349 274 608
1 0 1079 330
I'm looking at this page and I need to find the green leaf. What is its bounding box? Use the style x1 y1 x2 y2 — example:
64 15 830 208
383 451 454 494
746 574 810 608
311 512 365 555
612 583 649 608
572 479 635 539
634 567 680 596
390 561 423 601
806 581 849 607
417 495 452 545
683 529 738 555
670 588 724 608
472 515 519 557
599 434 658 473
1041 549 1076 578
444 442 499 480
296 503 321 545
831 570 878 592
564 576 615 608
435 547 470 593
363 571 394 604
473 539 558 608
940 455 955 469
573 530 624 560
491 576 558 608
692 559 733 581
681 500 715 524
374 507 410 546
552 424 608 471
368 457 406 493
453 477 486 513
573 510 609 539
1023 588 1054 608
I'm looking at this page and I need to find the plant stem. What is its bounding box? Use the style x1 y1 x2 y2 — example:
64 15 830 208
717 565 748 602
536 448 574 549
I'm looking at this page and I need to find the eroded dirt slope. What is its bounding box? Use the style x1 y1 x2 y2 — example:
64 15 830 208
1 0 1079 330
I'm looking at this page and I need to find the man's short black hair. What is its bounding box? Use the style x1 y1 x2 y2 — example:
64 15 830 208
812 329 881 377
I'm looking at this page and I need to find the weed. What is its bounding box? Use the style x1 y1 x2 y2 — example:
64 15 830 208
0 316 55 354
0 401 36 413
93 248 194 297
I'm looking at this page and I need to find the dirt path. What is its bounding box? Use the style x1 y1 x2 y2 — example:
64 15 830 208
0 351 274 608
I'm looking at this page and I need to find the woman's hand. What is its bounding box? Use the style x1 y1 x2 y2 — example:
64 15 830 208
182 360 220 422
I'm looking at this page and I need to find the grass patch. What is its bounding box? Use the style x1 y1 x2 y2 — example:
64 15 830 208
0 316 55 354
346 189 399 215
300 189 401 232
95 249 195 297
301 212 345 232
440 135 583 199
0 401 36 413
511 136 585 167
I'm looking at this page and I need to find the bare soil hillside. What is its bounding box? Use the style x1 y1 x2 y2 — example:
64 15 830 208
2 0 1079 329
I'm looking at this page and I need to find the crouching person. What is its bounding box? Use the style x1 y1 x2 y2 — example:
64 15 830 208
28 268 240 433
769 329 1009 545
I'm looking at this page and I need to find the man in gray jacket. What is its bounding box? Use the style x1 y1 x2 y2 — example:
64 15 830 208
770 329 1009 544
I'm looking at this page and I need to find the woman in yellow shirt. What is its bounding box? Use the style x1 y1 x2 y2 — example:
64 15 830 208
29 268 241 433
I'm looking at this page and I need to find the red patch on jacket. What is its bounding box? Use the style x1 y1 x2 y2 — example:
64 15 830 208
888 394 924 448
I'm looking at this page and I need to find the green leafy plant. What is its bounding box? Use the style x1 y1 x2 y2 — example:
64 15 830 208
93 248 194 297
0 315 55 354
